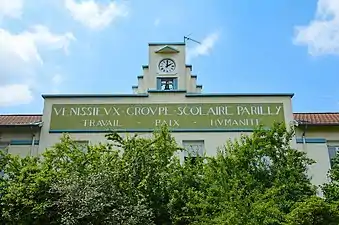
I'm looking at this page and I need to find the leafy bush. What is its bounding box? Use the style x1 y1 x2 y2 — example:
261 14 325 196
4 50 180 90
0 123 338 225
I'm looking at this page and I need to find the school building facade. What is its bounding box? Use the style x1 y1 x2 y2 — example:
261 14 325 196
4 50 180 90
0 42 338 193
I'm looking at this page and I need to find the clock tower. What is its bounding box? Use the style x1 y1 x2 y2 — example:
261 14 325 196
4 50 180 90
132 42 202 94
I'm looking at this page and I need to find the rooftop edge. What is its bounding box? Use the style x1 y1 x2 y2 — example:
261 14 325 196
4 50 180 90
42 92 294 98
148 42 185 46
42 94 149 98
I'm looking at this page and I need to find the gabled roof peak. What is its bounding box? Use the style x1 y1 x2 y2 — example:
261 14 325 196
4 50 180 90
155 45 180 54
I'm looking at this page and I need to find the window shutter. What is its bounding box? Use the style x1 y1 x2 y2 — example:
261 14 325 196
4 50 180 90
173 78 178 90
328 146 338 167
156 78 161 90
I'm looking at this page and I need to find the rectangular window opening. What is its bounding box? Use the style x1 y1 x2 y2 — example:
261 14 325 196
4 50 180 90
182 140 204 163
0 142 9 177
157 77 178 90
74 140 89 152
328 145 339 168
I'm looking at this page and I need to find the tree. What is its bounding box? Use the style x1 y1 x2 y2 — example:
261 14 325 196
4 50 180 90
192 123 318 224
1 123 339 224
0 152 57 224
285 196 339 225
322 153 339 203
51 171 153 225
0 134 156 225
104 128 207 224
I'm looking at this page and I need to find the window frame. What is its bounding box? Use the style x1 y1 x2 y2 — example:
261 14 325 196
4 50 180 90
0 142 9 151
328 145 339 167
0 142 9 177
73 140 89 152
182 140 205 163
156 77 178 90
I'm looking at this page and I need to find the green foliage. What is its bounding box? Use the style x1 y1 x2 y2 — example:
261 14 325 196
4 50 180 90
51 172 153 225
197 123 317 225
0 135 156 225
285 196 339 225
1 123 338 224
0 152 57 224
322 153 339 203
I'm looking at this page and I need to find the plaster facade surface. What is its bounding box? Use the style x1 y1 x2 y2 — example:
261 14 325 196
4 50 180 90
0 127 40 157
294 126 339 193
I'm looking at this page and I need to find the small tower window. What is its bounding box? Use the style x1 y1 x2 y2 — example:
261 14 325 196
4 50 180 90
161 79 173 90
157 78 178 90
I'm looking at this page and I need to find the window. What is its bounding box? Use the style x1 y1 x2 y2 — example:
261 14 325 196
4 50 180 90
328 146 339 167
74 140 89 152
0 142 9 151
182 140 204 163
157 78 178 90
0 142 9 177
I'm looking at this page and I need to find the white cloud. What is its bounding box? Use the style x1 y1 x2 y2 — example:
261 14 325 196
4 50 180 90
0 84 33 107
187 32 220 61
0 26 75 107
65 0 128 30
293 0 339 56
26 26 75 54
0 0 23 19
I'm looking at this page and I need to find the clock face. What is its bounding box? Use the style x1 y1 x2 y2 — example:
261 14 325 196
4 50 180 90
158 58 176 73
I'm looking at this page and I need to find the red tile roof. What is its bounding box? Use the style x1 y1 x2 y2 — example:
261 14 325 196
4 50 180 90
293 113 339 125
0 114 42 126
0 113 339 127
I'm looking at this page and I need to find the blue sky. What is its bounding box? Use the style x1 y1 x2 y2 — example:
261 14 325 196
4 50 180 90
0 0 338 114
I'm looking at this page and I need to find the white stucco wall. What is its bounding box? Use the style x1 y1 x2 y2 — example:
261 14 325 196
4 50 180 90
297 142 331 194
294 126 339 194
0 127 40 157
134 44 196 93
148 44 186 90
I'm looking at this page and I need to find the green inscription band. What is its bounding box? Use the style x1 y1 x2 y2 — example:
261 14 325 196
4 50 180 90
49 103 285 131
